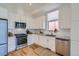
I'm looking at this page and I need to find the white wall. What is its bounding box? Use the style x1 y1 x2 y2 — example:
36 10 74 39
0 6 38 52
71 4 79 56
4 7 33 34
57 4 79 56
59 4 71 29
56 4 71 37
56 29 70 37
0 5 46 34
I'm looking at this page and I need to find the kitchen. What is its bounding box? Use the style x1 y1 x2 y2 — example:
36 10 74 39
0 3 78 56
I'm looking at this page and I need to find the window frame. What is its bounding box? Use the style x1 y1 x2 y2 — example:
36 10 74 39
46 9 59 30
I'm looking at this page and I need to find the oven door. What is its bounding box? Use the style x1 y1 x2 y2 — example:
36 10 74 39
17 37 27 45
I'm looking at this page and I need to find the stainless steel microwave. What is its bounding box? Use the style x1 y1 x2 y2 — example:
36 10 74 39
15 22 26 29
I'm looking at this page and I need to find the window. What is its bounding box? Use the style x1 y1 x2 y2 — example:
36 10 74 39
47 10 59 32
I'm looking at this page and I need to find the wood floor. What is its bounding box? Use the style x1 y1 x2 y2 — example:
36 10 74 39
8 44 59 56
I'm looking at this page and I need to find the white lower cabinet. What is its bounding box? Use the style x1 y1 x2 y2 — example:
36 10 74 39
27 34 38 45
46 37 55 52
27 34 55 52
36 35 55 52
8 36 16 52
37 36 47 48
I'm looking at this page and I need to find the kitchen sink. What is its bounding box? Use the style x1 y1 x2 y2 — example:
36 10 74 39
45 34 56 37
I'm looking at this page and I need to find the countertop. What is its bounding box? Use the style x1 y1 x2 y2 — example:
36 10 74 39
27 33 56 37
27 33 70 41
56 36 70 41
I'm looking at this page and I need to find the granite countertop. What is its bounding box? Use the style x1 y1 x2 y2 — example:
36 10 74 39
27 33 70 41
27 33 56 37
56 36 70 41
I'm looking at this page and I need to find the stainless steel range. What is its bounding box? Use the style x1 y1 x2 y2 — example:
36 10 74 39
15 34 27 49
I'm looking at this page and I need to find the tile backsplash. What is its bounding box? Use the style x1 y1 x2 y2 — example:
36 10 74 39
8 28 26 34
27 29 70 37
56 29 70 36
27 29 54 35
8 28 70 37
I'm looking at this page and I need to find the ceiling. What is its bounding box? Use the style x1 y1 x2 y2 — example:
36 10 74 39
0 3 61 16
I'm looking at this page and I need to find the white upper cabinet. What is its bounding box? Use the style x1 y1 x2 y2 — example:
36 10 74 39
36 15 45 29
8 12 17 29
8 13 14 29
29 15 45 29
59 4 71 29
0 7 8 19
8 12 27 29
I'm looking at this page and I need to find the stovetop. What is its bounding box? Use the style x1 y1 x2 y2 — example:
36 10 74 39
15 34 27 38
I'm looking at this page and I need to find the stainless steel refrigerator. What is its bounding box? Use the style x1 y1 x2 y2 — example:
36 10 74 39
0 18 8 56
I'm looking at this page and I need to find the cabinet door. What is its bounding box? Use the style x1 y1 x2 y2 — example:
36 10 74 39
8 36 16 52
8 12 16 29
37 36 47 48
42 37 47 48
27 36 31 45
28 15 45 29
0 7 8 19
27 35 33 45
27 34 38 45
48 38 55 52
32 35 38 44
38 36 43 47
